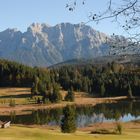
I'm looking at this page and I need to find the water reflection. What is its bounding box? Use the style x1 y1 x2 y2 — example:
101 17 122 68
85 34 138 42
0 101 140 127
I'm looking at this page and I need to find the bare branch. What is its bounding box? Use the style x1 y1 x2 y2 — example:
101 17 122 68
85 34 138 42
66 0 140 43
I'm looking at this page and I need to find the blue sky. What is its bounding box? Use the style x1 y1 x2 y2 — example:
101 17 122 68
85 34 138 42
0 0 125 35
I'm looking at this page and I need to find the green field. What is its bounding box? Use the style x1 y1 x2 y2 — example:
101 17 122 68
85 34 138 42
0 126 140 140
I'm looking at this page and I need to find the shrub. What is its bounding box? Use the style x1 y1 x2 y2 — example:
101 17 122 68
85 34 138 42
65 88 74 102
9 98 16 107
115 122 122 134
91 129 115 134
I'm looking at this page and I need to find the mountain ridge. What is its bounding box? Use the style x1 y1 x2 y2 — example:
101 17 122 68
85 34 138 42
0 22 139 66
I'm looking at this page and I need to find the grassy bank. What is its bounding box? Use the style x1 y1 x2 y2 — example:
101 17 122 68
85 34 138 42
0 126 140 140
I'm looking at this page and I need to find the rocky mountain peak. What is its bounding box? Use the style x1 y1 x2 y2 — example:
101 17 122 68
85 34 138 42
27 23 42 33
0 22 139 66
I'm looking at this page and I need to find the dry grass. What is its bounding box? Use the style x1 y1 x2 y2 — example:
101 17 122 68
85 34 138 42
0 87 30 96
0 87 31 105
62 90 127 105
0 125 140 140
0 87 128 114
79 121 140 132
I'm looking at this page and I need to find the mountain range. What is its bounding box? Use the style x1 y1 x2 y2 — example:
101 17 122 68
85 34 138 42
0 22 140 66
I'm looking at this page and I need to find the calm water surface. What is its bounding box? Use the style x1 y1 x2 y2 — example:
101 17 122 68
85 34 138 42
0 101 140 128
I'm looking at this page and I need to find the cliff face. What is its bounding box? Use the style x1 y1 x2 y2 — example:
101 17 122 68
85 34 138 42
0 23 139 66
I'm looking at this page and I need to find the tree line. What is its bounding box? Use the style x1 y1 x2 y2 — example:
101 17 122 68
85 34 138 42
50 62 140 97
0 59 140 102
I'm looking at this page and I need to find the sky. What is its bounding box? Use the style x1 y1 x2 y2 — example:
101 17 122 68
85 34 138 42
0 0 126 36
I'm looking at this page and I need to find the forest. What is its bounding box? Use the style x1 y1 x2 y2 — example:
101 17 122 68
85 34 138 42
0 59 140 103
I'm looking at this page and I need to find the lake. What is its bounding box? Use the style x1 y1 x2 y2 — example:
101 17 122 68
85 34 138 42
0 101 140 128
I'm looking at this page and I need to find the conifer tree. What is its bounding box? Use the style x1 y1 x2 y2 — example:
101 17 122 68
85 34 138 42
100 83 106 97
128 83 133 98
50 83 62 103
61 105 76 133
31 76 39 95
65 88 75 102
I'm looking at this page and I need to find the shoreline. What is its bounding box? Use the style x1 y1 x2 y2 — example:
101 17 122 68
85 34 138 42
0 96 137 113
0 87 140 114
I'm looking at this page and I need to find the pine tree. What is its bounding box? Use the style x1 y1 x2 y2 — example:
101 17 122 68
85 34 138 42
65 88 74 102
100 83 106 97
61 105 76 133
33 111 40 124
31 76 39 95
37 97 41 104
128 83 133 98
9 98 16 107
50 83 62 103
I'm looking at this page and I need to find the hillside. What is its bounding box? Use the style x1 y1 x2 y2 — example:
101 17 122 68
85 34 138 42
49 54 140 68
0 59 36 87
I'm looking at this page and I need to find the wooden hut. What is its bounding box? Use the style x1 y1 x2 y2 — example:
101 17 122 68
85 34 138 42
0 121 11 128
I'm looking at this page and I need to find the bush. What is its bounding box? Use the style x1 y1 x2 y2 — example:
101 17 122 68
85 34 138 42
42 97 50 104
115 122 122 134
65 88 74 102
9 98 16 107
91 129 115 134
